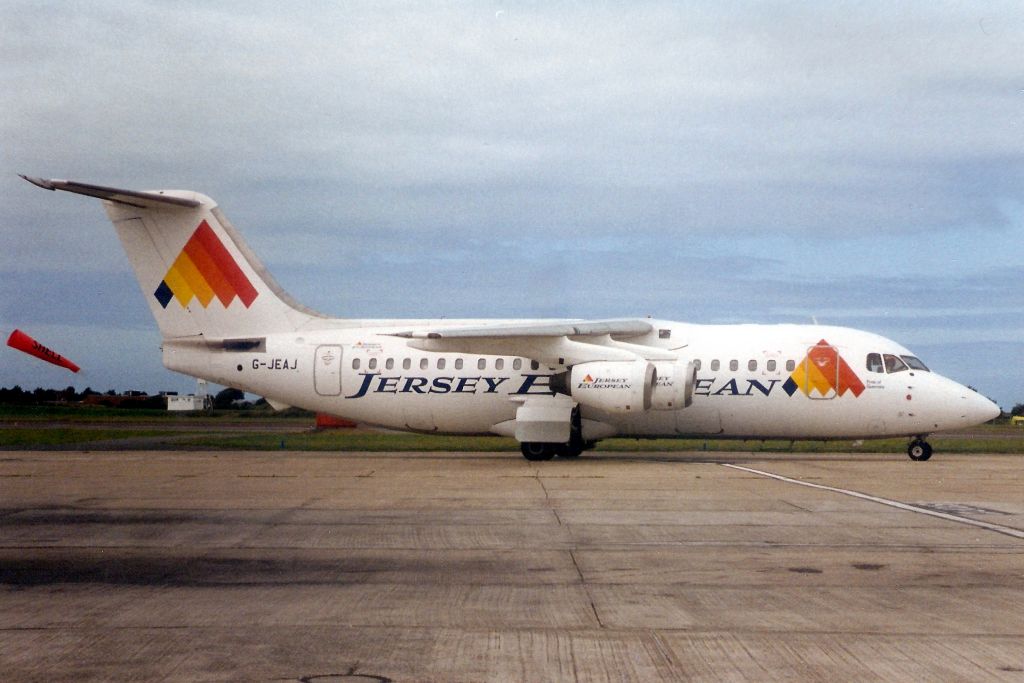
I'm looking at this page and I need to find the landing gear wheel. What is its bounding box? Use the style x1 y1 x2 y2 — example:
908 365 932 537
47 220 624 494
554 405 585 458
555 443 582 458
907 439 933 461
521 442 557 461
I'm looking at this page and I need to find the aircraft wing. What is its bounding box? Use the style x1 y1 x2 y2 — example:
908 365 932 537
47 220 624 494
390 318 679 366
20 175 200 209
391 318 653 340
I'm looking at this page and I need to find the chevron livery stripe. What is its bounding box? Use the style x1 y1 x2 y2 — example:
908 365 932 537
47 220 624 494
782 339 865 398
154 220 258 309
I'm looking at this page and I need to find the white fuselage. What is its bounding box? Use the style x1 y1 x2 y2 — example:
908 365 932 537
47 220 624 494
163 320 996 442
22 177 1000 455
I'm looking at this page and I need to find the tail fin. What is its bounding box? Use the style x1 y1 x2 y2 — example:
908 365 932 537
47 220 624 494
21 176 323 340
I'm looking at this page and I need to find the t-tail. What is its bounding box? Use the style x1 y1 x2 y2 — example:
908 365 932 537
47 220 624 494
20 176 324 342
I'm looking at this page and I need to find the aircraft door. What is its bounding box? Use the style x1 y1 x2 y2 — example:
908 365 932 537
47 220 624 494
314 345 343 396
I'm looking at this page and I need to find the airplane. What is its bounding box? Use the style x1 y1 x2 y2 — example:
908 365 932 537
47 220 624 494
20 175 1001 461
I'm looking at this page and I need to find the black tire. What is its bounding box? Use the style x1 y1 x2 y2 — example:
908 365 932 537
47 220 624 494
908 440 933 461
555 443 582 458
521 442 556 461
918 442 933 461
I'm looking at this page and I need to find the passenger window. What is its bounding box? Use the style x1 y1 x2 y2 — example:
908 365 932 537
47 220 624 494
866 353 883 373
385 358 394 370
531 360 540 370
748 360 757 371
786 360 795 372
478 358 486 370
420 358 428 370
513 358 522 370
437 358 446 370
729 360 738 372
495 358 504 370
659 329 671 339
403 358 411 370
352 358 361 370
711 360 720 371
693 359 702 370
884 354 908 373
368 358 378 370
767 359 776 372
455 358 463 370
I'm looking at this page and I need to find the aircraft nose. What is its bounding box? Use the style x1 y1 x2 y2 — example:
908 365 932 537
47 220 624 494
966 393 999 423
968 392 1001 424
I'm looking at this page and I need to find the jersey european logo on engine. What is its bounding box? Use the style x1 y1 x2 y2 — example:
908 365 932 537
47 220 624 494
153 220 258 309
782 339 865 397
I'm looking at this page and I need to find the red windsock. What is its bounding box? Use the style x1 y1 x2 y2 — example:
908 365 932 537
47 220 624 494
6 329 80 373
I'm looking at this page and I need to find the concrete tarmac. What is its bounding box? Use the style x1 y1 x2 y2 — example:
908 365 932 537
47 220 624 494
1 449 1022 682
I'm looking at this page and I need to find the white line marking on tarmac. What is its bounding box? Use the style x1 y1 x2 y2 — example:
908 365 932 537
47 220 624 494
722 463 1024 540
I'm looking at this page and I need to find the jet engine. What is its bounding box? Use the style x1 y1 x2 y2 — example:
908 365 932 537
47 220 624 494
650 360 696 410
569 361 655 413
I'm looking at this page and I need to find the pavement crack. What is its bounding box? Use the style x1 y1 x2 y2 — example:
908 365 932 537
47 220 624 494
535 473 563 526
782 499 812 513
570 549 604 629
535 474 551 501
539 472 603 630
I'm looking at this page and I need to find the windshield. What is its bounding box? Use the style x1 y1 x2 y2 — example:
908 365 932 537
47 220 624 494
901 355 929 371
883 354 908 373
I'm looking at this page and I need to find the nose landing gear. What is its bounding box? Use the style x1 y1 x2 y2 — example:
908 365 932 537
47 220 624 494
907 438 933 461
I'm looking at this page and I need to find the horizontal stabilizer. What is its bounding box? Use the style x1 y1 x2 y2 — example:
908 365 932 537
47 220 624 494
19 175 200 209
23 174 323 341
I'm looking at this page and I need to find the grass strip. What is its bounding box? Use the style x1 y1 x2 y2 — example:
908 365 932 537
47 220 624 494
0 428 181 448
0 404 312 422
185 431 521 452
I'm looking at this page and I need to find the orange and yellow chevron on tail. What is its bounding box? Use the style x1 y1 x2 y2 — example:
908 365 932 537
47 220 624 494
154 220 258 310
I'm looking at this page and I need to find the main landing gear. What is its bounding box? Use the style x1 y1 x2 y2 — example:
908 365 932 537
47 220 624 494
520 440 593 462
521 442 557 461
907 438 933 461
520 407 589 461
519 441 588 461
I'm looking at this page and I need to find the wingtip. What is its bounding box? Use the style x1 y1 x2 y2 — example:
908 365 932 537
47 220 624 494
19 174 56 190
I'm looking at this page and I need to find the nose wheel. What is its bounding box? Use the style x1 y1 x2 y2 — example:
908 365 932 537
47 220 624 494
907 439 932 461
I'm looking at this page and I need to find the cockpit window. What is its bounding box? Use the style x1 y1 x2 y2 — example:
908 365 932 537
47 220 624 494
883 354 908 373
866 353 884 373
901 355 929 371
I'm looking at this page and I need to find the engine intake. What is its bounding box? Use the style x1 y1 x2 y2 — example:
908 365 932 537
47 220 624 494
650 360 696 410
570 361 655 413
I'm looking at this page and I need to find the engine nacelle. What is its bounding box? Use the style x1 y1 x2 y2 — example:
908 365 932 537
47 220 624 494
650 360 696 410
570 361 655 413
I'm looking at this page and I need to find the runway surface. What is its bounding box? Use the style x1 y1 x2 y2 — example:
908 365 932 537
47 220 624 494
1 449 1022 681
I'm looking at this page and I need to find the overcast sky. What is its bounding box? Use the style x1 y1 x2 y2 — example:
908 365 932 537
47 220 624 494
2 1 1022 408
